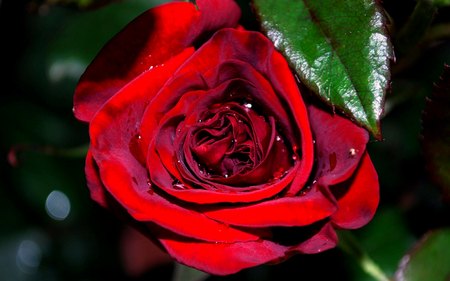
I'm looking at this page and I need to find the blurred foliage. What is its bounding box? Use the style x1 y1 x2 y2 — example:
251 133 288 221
394 228 450 281
422 65 450 202
0 0 450 280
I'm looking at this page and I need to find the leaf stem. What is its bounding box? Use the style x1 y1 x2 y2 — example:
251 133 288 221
8 143 89 167
337 230 392 281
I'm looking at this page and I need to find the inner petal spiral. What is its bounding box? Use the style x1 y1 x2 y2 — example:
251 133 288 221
184 101 293 187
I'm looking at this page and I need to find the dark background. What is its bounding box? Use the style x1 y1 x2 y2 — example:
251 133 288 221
1 0 449 280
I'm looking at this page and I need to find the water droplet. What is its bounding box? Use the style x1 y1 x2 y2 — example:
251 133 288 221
129 134 146 167
292 154 298 161
329 152 337 172
244 103 252 109
147 180 152 186
349 148 356 158
312 180 317 185
273 172 283 180
313 140 316 144
276 135 281 142
198 119 202 123
132 177 138 185
172 179 187 190
224 174 229 178
292 145 299 151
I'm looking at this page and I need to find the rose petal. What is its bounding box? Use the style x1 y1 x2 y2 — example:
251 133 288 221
286 221 338 255
73 0 240 122
309 103 369 187
198 185 336 227
147 222 288 276
330 152 379 229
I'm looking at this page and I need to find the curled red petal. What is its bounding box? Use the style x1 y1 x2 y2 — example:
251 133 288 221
198 185 336 227
286 222 338 255
147 222 288 276
308 103 369 187
330 152 379 229
73 0 240 122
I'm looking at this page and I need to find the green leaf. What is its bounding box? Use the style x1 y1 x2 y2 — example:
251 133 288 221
252 0 394 139
394 228 450 281
422 64 450 202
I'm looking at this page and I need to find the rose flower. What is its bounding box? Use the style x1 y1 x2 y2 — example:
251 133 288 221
73 0 379 275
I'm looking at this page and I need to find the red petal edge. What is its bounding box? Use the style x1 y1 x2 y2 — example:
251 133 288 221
73 0 241 123
330 152 380 229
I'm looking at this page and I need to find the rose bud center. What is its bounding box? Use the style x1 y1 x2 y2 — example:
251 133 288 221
178 99 294 188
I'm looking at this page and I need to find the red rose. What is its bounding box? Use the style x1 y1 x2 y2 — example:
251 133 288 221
74 0 379 275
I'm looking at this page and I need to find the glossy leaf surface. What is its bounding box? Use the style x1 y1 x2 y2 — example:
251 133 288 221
394 228 450 281
253 0 394 139
422 64 450 202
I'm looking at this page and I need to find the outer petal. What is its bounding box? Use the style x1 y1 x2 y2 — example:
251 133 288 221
147 222 288 276
330 152 379 229
73 0 241 122
198 185 336 227
308 103 369 187
286 222 338 255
